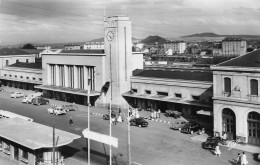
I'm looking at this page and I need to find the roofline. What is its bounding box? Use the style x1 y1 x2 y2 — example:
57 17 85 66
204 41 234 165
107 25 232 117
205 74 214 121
211 65 260 72
42 53 106 56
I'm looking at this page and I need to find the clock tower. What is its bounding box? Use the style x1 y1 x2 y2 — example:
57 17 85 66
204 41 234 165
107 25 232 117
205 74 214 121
104 16 132 108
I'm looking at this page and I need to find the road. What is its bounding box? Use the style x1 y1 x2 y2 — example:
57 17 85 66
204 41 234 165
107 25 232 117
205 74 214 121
0 90 259 165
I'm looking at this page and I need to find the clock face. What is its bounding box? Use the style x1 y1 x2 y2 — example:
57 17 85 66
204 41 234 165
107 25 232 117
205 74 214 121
106 31 114 42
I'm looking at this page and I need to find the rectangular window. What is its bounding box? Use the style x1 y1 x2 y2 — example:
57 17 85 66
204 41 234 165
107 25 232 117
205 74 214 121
224 77 231 93
192 95 200 101
26 77 29 79
20 76 23 78
9 75 12 77
4 74 6 76
175 93 182 98
32 77 35 80
16 59 19 63
20 149 29 160
15 75 17 78
6 60 9 66
26 59 29 63
132 89 137 93
157 91 168 96
145 90 151 94
250 79 258 96
39 78 42 81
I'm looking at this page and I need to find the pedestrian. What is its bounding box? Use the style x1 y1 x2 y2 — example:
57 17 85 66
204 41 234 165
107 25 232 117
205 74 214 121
241 152 248 165
222 132 227 144
158 109 161 118
236 153 241 164
214 144 221 157
69 116 74 126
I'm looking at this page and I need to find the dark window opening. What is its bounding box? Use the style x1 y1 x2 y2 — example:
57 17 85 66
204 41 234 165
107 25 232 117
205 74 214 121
20 76 23 78
26 77 29 79
145 90 151 94
157 91 168 96
192 95 200 101
224 77 231 93
250 79 258 96
132 89 137 93
175 93 182 98
32 77 35 80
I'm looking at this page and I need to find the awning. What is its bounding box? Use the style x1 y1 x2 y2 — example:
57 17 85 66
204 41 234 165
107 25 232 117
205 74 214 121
197 110 213 116
35 85 100 97
0 118 81 150
122 91 212 108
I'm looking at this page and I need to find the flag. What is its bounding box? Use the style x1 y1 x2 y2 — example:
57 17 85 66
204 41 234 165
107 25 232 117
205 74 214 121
99 81 110 97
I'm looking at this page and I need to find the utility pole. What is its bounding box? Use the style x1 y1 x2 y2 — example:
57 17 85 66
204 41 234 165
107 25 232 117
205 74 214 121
109 43 112 165
52 108 55 165
88 80 91 165
127 105 131 165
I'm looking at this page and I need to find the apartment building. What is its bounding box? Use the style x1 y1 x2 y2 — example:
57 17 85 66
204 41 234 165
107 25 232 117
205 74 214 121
164 41 186 54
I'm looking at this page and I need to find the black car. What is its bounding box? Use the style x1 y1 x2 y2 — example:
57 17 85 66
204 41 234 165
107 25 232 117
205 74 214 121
180 121 201 134
130 117 148 127
202 137 219 150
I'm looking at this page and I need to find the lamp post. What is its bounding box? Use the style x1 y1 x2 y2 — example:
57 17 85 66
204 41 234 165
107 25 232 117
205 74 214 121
52 107 55 165
88 79 91 165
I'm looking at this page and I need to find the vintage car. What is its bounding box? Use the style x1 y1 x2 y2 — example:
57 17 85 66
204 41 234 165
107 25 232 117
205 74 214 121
170 120 187 130
10 92 25 98
47 106 66 115
130 117 148 127
62 105 78 112
180 121 201 134
32 97 49 105
165 110 182 118
202 137 219 150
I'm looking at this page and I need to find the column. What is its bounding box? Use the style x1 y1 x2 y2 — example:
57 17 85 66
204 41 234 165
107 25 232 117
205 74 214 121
84 66 88 90
73 66 78 89
64 65 68 87
55 65 60 86
47 64 51 85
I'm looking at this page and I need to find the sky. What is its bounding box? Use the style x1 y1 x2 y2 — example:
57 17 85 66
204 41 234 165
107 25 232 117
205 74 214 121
0 0 260 45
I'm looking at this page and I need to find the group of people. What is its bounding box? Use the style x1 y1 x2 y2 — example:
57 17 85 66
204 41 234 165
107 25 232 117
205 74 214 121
150 109 161 119
236 152 248 165
111 109 123 125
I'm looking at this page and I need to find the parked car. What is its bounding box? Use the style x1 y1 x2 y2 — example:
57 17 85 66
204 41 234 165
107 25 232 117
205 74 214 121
47 106 66 115
62 105 78 112
10 92 24 98
22 92 43 103
165 110 182 118
32 97 49 105
170 120 187 130
181 121 201 134
130 117 148 127
22 96 34 103
202 137 219 150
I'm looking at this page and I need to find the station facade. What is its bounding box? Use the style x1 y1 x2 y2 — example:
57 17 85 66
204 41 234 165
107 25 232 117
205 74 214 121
212 49 260 146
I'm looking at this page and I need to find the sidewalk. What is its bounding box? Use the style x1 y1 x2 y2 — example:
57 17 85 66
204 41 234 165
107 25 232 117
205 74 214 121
190 134 260 154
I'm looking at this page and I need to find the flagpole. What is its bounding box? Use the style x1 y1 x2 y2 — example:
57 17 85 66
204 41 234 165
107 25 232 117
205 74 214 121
109 43 112 165
88 79 90 165
127 105 131 165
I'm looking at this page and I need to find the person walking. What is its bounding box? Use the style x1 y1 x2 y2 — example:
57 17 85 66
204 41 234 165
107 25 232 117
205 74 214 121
236 153 241 164
69 116 74 126
241 152 248 165
158 109 161 118
214 144 221 157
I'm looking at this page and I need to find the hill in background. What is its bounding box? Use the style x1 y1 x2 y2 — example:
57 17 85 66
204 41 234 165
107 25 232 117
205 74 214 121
141 36 166 44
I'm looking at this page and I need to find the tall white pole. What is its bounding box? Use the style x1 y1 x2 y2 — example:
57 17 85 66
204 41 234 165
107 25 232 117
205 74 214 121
127 105 131 165
109 43 112 165
88 80 90 165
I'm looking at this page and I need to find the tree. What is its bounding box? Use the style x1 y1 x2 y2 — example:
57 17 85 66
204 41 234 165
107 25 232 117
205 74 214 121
22 43 36 49
246 47 254 52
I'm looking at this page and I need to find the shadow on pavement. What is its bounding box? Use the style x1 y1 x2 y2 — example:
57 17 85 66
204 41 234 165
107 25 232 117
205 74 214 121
228 159 238 165
253 153 260 162
61 146 81 158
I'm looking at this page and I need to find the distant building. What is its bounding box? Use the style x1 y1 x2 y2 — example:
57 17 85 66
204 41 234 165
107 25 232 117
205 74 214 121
164 41 186 54
82 42 104 50
64 44 81 50
35 45 51 50
216 38 247 57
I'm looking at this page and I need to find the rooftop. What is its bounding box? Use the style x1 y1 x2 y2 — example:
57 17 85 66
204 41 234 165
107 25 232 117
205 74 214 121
21 49 45 54
9 62 42 69
222 37 245 42
0 118 81 150
133 69 213 82
60 49 105 54
217 49 260 67
0 48 30 55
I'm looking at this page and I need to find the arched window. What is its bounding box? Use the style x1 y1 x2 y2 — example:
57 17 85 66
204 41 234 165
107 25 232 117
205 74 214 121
250 79 258 96
224 77 231 93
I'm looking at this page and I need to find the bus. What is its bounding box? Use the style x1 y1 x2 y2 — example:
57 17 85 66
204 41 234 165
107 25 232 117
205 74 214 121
0 110 33 121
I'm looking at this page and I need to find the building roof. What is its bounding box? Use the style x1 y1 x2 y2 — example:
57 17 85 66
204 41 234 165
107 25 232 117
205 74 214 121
0 118 81 150
133 69 213 82
222 37 245 42
217 49 260 67
21 49 45 54
9 62 42 69
60 49 105 54
0 48 30 55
